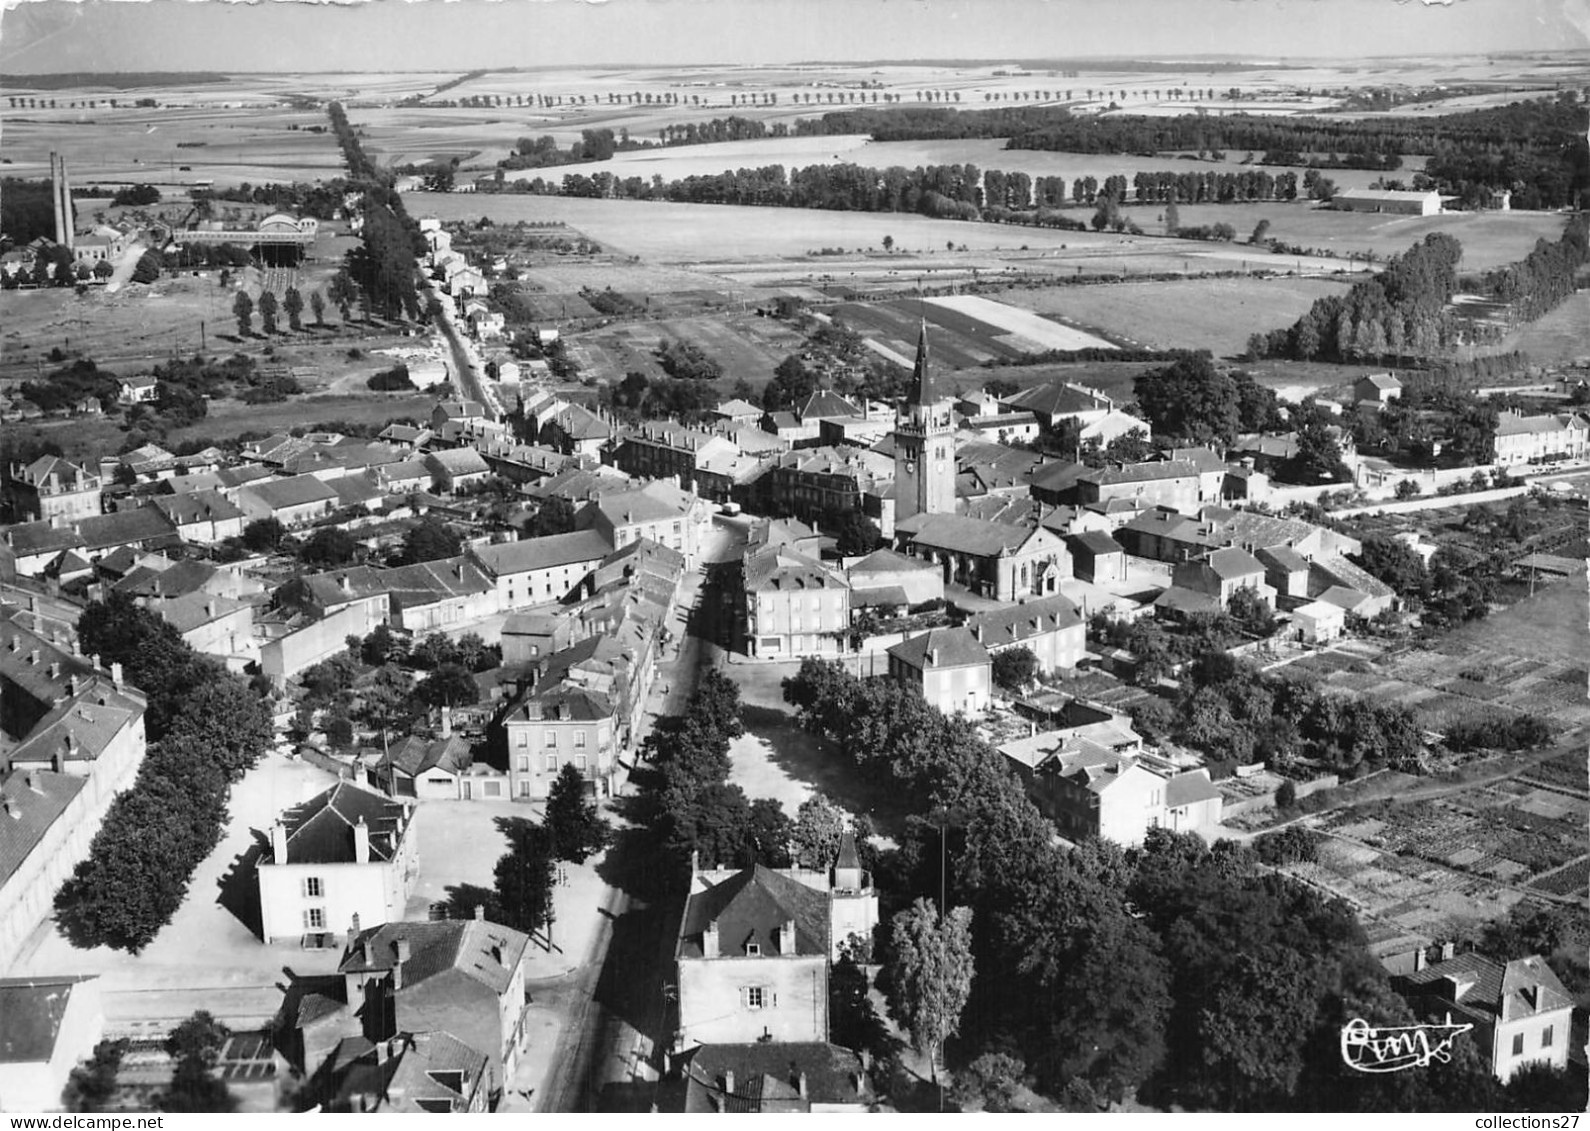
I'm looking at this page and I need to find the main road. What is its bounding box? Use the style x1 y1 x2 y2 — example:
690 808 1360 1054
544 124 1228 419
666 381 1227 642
419 274 499 415
537 521 740 1111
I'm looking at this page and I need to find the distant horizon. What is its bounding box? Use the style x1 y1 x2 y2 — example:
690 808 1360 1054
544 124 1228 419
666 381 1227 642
2 0 1583 76
4 47 1588 81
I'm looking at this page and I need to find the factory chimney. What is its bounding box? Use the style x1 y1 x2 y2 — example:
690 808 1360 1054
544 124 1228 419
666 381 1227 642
61 155 74 253
51 153 65 248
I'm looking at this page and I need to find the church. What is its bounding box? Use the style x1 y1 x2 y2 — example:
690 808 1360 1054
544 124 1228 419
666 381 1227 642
892 323 1071 602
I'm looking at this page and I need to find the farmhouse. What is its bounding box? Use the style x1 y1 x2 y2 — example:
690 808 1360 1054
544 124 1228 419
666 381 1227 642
1332 189 1442 216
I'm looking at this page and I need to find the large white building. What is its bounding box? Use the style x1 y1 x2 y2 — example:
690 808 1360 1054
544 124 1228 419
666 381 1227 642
257 783 418 944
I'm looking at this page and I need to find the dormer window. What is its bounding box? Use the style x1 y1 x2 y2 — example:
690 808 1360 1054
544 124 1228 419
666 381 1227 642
746 943 761 957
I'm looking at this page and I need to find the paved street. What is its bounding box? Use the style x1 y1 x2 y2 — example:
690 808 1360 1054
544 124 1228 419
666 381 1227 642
514 519 740 1112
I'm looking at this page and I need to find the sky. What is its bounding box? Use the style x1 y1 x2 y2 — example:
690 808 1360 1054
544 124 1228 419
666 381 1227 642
0 0 1586 75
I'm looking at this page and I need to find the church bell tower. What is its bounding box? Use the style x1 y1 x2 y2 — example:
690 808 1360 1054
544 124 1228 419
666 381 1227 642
893 320 956 522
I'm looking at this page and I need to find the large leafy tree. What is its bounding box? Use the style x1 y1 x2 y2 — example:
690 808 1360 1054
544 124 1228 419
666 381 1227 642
790 794 848 869
885 898 974 1082
494 818 556 938
397 517 461 565
1133 353 1243 446
545 763 611 864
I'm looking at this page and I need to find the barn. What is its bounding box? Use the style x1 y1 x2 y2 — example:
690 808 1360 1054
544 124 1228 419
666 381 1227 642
1332 189 1442 216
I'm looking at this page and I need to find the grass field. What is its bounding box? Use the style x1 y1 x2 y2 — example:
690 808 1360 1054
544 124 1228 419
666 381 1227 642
995 274 1353 357
1495 292 1590 367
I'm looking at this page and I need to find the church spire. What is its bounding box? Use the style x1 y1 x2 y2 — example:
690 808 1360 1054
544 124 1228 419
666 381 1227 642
906 319 950 407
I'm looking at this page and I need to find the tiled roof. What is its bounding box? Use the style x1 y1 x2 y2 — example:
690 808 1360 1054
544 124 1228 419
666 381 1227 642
339 918 529 997
1003 381 1109 418
897 512 1039 557
1081 459 1199 486
152 591 251 634
796 389 861 421
586 481 698 528
1201 546 1266 580
381 735 472 778
1256 545 1310 574
1495 411 1588 438
471 530 611 577
680 1043 873 1113
744 545 847 594
1027 460 1090 494
679 865 830 960
239 475 338 511
1165 769 1222 807
425 448 491 476
151 489 243 526
380 558 493 606
887 625 990 670
0 771 88 889
965 594 1082 647
75 508 179 552
1405 953 1572 1024
3 521 85 558
274 782 411 866
1065 530 1124 557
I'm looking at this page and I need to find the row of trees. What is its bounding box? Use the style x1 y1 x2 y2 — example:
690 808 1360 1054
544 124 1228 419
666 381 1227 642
328 103 423 322
777 658 1574 1109
1476 214 1590 322
1248 232 1466 363
54 594 273 952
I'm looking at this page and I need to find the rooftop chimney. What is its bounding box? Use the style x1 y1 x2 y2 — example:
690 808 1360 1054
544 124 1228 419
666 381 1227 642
702 920 719 959
474 904 486 921
723 1070 735 1097
779 917 796 955
797 1071 808 1099
271 820 288 863
353 815 371 863
110 662 123 689
394 936 411 963
2 797 18 820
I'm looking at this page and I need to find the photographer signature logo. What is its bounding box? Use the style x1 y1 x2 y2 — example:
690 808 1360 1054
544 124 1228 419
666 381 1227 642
1340 1016 1473 1073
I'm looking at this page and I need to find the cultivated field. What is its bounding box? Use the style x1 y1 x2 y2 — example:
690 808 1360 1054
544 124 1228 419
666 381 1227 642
409 192 1360 281
1165 203 1569 271
3 106 345 191
1290 569 1590 737
995 274 1354 356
